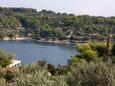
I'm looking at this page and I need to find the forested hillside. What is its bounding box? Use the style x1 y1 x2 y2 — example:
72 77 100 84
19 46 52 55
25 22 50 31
0 7 115 41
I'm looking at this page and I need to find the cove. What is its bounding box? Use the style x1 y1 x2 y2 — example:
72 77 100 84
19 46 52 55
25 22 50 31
0 40 77 65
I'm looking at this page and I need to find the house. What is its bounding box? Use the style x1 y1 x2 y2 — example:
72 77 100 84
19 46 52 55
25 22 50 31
27 33 32 37
3 37 10 40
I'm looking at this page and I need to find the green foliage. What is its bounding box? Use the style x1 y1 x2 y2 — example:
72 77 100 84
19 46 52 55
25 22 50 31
0 16 21 38
68 56 86 65
66 59 115 86
0 49 14 67
73 42 113 63
47 64 56 75
82 50 97 61
0 67 20 84
95 43 108 57
0 78 6 86
75 43 97 61
111 43 115 63
0 7 115 41
76 44 92 53
0 7 37 14
16 64 67 86
57 65 70 75
112 43 115 56
37 59 47 67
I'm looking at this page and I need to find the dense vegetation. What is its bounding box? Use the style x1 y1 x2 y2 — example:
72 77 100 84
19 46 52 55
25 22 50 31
0 7 115 86
0 42 115 86
0 7 115 41
0 49 14 67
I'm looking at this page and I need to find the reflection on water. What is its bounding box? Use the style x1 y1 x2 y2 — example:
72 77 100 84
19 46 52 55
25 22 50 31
0 40 77 65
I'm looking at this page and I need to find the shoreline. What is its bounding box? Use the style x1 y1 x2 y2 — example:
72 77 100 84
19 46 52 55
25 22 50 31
0 37 75 45
2 37 31 41
1 37 89 44
36 39 74 44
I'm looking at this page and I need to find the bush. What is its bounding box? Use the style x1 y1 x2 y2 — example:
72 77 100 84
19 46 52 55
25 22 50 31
0 78 6 86
57 65 70 75
47 64 56 75
66 59 115 86
0 49 14 67
16 64 67 86
37 59 47 67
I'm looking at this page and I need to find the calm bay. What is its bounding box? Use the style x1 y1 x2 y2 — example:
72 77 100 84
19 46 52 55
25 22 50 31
0 40 77 65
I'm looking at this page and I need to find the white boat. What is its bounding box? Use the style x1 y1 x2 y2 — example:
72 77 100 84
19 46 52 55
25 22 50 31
8 60 21 68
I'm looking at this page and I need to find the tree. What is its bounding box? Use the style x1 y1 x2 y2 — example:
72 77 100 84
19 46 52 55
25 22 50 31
112 43 115 56
75 43 97 62
0 49 13 67
47 64 56 75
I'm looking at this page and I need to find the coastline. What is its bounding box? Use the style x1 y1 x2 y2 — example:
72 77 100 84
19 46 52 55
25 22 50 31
1 37 89 44
1 37 32 41
36 39 74 44
1 37 75 44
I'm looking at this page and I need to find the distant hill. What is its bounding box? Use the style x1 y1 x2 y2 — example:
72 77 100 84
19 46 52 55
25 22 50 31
0 7 37 15
0 7 115 41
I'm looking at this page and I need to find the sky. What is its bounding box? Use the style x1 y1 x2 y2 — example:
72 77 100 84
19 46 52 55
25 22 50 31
0 0 115 17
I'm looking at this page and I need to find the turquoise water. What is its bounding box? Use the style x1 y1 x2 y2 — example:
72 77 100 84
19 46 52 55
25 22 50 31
0 40 77 65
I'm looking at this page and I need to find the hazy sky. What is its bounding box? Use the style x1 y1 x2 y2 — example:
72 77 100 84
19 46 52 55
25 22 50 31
0 0 115 16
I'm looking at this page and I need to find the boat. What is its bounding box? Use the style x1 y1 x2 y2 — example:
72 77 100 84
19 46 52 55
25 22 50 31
8 59 21 68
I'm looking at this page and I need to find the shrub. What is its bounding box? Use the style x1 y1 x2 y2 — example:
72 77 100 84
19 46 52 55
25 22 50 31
0 49 14 67
37 59 47 67
0 78 6 86
47 64 56 75
16 64 67 86
66 59 115 86
57 65 70 75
